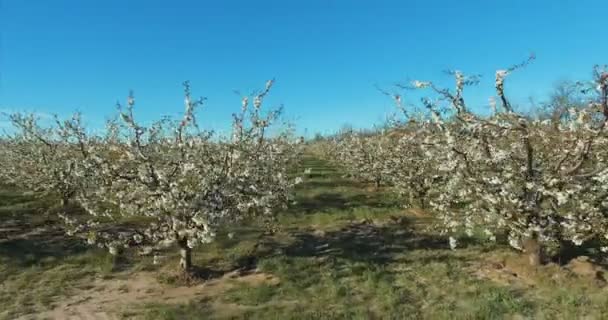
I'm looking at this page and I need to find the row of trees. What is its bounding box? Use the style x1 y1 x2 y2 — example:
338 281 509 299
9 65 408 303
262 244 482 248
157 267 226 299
325 58 608 265
2 59 607 269
0 80 303 272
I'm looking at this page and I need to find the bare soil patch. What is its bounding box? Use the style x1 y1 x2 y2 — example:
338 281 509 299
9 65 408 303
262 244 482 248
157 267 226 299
18 270 279 320
474 253 608 288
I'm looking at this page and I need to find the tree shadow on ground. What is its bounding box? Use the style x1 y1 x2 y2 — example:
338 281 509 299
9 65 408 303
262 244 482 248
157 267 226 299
0 193 34 207
282 220 447 265
551 239 608 268
0 227 89 268
302 171 339 179
249 217 475 269
0 193 91 268
0 203 143 270
288 192 400 215
298 179 363 190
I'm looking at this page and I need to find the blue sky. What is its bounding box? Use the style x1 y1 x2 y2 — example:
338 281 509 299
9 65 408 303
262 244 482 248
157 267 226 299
1 0 607 136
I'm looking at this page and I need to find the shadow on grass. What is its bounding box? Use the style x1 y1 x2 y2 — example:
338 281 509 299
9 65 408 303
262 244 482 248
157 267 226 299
0 193 35 207
0 192 92 268
289 192 399 215
281 219 449 265
550 238 608 268
0 202 129 271
235 217 476 273
0 229 89 268
298 179 360 190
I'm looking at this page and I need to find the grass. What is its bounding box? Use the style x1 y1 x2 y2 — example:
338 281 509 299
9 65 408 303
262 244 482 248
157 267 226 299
0 187 120 318
2 157 608 319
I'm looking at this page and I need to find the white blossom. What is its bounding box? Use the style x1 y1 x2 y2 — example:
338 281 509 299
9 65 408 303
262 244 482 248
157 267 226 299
449 236 458 250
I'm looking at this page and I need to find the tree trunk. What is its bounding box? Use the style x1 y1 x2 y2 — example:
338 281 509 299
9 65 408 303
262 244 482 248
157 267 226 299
419 198 426 210
409 189 426 209
177 238 192 272
417 191 427 209
61 196 69 207
522 235 543 267
374 179 381 191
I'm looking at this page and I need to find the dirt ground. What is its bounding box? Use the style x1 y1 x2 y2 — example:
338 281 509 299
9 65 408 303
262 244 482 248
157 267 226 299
17 270 279 320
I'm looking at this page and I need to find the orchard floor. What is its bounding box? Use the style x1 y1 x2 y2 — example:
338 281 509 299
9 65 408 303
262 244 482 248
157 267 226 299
2 157 608 319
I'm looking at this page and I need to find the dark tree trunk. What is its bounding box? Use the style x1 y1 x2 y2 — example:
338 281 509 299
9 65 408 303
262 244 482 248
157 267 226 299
419 197 426 210
409 189 427 209
417 189 427 209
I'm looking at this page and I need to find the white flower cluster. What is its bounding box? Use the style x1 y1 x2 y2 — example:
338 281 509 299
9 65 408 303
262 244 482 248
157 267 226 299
331 131 395 189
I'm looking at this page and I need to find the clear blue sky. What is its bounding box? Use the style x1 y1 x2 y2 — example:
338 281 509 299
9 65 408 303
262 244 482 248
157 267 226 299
1 0 607 136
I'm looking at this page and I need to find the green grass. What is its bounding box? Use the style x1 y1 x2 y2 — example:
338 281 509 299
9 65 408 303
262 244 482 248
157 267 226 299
0 187 117 318
2 158 608 319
